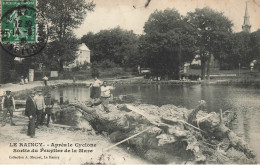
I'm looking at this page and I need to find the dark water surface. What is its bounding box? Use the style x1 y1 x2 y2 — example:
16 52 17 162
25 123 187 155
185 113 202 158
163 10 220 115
51 84 260 161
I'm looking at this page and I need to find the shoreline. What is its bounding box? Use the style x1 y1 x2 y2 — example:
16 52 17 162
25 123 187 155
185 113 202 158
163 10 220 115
1 77 260 96
0 78 259 164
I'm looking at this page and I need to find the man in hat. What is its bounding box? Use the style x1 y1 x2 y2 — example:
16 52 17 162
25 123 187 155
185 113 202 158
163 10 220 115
25 90 37 138
34 89 45 128
1 90 16 126
43 93 54 127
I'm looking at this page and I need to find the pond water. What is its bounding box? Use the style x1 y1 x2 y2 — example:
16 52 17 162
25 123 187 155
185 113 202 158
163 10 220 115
51 84 260 162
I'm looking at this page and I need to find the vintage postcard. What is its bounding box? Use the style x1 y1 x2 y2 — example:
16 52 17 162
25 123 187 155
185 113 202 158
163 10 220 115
0 0 260 164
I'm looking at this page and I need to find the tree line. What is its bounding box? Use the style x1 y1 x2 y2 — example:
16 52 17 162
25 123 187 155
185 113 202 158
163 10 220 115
2 2 260 83
82 8 260 80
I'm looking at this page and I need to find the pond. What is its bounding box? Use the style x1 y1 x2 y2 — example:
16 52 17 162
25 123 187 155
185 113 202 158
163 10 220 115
51 84 260 162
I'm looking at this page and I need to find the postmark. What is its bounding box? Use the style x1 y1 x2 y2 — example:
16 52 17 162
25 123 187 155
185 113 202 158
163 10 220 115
0 0 48 57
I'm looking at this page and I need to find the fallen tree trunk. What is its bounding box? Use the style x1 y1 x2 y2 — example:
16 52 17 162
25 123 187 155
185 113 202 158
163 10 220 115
188 107 255 159
57 101 256 164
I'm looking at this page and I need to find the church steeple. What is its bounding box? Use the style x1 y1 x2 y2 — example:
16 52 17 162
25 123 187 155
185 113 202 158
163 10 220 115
242 1 251 33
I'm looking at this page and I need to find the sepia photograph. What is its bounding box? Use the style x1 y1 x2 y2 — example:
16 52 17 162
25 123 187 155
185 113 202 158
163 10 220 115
0 0 260 164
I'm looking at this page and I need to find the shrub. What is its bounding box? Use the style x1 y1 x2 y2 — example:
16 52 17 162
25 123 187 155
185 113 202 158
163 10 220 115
220 63 234 70
188 74 200 80
100 67 125 78
92 60 118 69
9 70 20 83
58 72 73 80
91 67 100 78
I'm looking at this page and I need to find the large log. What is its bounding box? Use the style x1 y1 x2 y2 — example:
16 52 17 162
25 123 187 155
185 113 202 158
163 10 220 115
62 101 256 164
188 106 255 159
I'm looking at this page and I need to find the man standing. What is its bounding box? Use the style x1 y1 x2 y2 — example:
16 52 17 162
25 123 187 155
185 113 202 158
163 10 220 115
100 81 115 112
1 90 16 126
34 90 45 128
89 77 102 106
25 91 37 138
90 76 102 100
43 93 54 127
43 76 48 86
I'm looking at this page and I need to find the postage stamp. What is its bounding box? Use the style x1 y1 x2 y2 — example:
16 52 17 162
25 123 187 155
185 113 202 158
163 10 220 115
0 0 48 57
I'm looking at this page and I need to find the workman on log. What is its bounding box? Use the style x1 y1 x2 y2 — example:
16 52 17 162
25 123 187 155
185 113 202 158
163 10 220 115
43 93 54 127
101 81 115 112
34 90 45 128
1 90 16 126
89 76 102 105
25 90 37 138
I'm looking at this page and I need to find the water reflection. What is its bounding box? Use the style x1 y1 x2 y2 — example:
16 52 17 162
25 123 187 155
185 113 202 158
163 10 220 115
51 84 260 161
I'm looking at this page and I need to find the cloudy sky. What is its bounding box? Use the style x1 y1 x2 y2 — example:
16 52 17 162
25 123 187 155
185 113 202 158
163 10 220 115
74 0 260 38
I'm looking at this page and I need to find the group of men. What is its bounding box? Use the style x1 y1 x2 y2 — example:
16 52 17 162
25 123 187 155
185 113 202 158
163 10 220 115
1 77 113 138
25 90 54 138
1 89 54 138
90 77 115 112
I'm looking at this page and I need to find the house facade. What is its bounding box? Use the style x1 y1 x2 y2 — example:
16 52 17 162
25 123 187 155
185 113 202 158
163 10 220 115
64 44 91 70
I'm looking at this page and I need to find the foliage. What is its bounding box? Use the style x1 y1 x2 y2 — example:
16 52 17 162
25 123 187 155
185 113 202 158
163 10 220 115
32 0 96 71
0 49 15 83
229 32 250 68
81 27 139 67
91 65 100 78
218 30 260 70
140 9 197 79
38 0 95 41
9 70 20 82
187 74 200 80
92 60 119 69
249 30 260 62
99 67 126 78
186 7 233 79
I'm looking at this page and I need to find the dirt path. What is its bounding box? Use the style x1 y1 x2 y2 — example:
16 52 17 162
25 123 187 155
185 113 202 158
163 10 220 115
0 80 92 94
0 115 148 164
0 79 148 164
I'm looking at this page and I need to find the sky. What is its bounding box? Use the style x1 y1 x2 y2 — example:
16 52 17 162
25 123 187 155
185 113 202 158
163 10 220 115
74 0 260 38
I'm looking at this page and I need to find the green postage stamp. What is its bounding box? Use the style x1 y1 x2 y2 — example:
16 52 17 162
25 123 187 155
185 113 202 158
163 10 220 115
1 0 36 43
0 0 47 57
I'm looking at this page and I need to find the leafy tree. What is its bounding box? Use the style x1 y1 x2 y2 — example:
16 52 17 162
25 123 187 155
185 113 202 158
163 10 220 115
140 9 196 79
229 32 251 69
81 27 139 67
186 7 233 79
0 48 15 83
212 32 234 70
249 30 260 62
36 0 95 71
